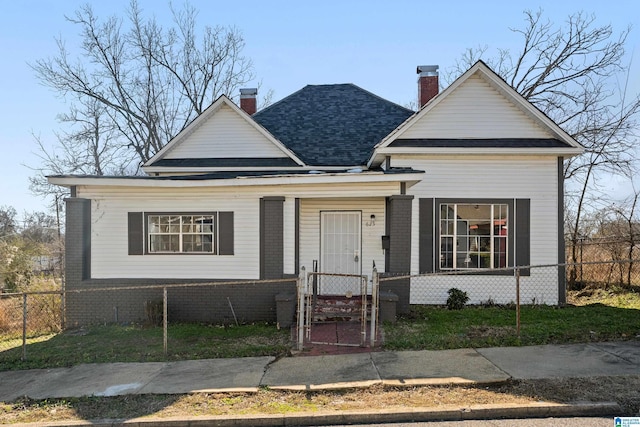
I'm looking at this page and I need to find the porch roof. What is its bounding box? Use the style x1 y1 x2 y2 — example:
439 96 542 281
47 167 424 189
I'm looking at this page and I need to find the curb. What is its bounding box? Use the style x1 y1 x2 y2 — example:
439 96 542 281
13 401 621 427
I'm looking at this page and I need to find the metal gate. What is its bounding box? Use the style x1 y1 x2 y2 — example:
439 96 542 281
296 268 379 350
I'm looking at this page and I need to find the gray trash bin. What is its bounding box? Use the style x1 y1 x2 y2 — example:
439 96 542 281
378 291 399 323
275 293 296 328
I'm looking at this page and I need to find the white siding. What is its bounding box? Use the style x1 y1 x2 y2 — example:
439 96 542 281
407 271 559 307
401 75 552 139
79 182 399 279
394 154 560 305
166 104 287 158
299 198 386 277
87 191 260 279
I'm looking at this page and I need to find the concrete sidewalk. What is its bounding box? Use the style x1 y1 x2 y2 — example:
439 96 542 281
1 340 639 402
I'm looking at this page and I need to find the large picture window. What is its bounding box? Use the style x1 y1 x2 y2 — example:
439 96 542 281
147 214 216 254
439 203 508 270
419 198 528 275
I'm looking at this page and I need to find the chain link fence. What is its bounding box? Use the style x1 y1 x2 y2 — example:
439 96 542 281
381 260 640 308
0 290 64 359
568 258 640 290
382 265 561 307
567 237 640 289
0 278 296 365
2 259 638 365
379 260 639 336
310 272 368 296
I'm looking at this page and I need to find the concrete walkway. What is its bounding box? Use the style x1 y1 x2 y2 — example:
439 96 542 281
1 340 639 402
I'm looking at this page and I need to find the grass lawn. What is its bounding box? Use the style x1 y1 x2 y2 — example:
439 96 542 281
1 286 640 424
384 303 640 350
1 285 639 371
384 285 640 350
0 323 291 371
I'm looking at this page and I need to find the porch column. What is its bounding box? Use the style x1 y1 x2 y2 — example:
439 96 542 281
557 157 567 305
260 196 285 279
65 197 91 288
388 195 414 273
384 194 413 314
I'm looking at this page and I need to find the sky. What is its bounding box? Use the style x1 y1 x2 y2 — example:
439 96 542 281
0 0 639 217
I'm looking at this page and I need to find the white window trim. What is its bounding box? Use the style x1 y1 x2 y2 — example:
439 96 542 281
439 203 509 271
146 213 217 254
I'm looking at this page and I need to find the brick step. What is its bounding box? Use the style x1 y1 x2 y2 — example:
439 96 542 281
312 313 361 322
312 295 371 322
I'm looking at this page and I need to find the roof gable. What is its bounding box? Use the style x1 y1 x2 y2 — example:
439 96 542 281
401 73 552 139
371 61 583 164
253 84 414 166
144 96 303 171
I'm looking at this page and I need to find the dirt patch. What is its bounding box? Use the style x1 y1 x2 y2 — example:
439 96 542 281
3 376 639 424
465 325 517 339
568 285 640 306
501 376 640 415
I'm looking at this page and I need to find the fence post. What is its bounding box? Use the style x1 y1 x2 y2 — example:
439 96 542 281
579 237 584 284
297 267 306 351
370 268 378 348
60 267 67 331
515 267 521 336
22 293 27 361
163 287 168 357
60 287 66 331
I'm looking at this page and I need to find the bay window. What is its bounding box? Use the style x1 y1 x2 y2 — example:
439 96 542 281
439 203 508 270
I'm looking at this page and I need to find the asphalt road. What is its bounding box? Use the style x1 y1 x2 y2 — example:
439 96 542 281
327 417 618 426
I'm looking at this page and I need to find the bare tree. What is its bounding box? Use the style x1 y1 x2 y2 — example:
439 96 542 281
598 183 640 288
21 212 59 245
31 0 254 174
619 188 640 288
0 206 18 238
0 207 61 292
21 210 65 281
28 97 130 207
447 9 640 288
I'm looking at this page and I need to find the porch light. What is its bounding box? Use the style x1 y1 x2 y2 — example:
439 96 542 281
366 214 376 227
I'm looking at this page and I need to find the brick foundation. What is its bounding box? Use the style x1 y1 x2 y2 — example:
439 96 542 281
64 278 297 327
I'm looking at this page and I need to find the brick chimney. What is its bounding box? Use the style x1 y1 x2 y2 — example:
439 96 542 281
417 65 439 107
239 88 258 115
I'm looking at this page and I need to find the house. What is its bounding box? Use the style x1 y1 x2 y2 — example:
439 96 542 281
48 61 583 326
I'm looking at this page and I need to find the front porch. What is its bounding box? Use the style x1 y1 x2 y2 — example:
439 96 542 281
261 194 415 284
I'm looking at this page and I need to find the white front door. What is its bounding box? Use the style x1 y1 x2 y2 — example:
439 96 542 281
320 211 362 293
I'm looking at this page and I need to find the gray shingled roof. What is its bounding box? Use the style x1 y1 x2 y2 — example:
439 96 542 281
253 84 414 166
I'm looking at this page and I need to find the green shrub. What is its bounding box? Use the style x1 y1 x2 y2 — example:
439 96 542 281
446 288 469 310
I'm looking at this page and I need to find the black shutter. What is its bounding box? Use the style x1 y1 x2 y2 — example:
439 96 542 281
294 198 300 273
419 198 434 273
218 212 234 255
81 199 92 279
384 197 390 272
515 199 531 276
128 212 144 255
